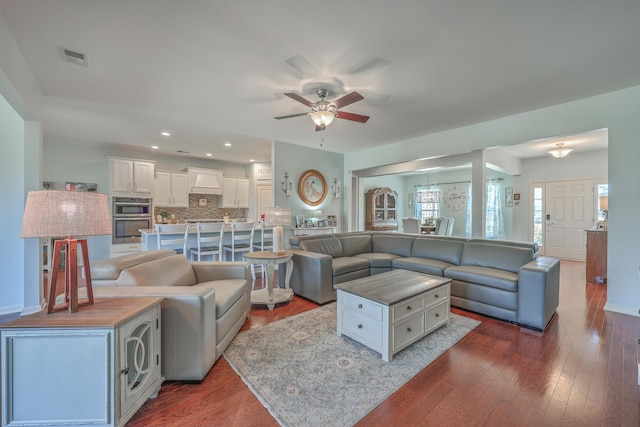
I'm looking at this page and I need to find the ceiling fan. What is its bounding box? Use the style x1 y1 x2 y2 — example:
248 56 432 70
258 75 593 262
274 88 369 131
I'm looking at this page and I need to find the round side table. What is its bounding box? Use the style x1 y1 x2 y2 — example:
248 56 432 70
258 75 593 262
244 250 294 310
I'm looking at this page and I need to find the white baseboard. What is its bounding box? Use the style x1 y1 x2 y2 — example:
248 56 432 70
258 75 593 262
21 303 44 316
0 305 22 316
604 302 640 317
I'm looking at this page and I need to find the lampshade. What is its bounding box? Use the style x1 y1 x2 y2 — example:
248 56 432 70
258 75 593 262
265 206 291 227
21 190 112 238
311 110 335 127
548 143 573 158
599 196 608 211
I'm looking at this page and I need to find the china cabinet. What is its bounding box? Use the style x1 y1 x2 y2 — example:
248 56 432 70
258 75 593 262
1 298 163 427
365 187 398 231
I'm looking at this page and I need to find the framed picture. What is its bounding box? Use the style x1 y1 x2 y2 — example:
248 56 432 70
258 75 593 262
304 219 314 228
66 182 97 192
408 193 413 208
298 169 327 206
295 215 305 228
327 215 337 227
317 220 327 228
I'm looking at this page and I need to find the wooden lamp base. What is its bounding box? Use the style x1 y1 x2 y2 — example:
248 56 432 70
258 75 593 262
47 237 94 314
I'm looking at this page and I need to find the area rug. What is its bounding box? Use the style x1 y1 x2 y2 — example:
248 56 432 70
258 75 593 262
224 303 480 427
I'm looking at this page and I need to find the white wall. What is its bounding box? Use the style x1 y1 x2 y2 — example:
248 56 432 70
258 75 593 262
346 85 640 317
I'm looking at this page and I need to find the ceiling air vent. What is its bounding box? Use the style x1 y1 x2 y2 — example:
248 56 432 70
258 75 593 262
62 48 88 67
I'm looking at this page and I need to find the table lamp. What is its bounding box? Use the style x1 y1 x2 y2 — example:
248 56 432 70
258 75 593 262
265 207 291 254
20 190 112 313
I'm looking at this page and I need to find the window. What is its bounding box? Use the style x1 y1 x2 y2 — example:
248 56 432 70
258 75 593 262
485 180 505 239
532 186 543 246
415 188 440 223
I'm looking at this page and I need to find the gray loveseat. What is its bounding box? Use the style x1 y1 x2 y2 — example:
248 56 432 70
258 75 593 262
285 232 560 331
89 250 251 381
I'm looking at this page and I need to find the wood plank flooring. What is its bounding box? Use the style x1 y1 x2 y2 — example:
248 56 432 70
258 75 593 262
3 260 638 425
124 260 640 426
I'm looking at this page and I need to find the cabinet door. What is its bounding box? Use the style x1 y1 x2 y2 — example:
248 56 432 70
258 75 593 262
119 306 160 421
222 177 237 207
236 178 249 208
171 172 189 207
111 158 133 193
133 161 154 194
154 171 172 207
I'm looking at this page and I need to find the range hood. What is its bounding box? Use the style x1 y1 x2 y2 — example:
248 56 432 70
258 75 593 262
187 168 223 195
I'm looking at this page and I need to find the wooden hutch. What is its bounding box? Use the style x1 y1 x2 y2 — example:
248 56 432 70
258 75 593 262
365 187 398 231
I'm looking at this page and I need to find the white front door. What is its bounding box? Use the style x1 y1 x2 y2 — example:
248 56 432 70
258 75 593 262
545 179 594 260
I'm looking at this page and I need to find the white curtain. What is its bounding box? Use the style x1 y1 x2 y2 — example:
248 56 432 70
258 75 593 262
486 180 505 239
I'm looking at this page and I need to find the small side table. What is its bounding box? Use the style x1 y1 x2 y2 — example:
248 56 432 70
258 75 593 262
244 250 294 310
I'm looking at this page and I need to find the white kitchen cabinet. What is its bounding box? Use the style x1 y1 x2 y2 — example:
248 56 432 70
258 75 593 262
222 177 249 208
109 157 155 197
154 171 189 207
1 298 163 427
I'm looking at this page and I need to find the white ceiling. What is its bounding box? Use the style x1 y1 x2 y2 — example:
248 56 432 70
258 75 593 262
2 1 635 164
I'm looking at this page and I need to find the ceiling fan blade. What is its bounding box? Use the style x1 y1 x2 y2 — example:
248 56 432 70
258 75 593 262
274 112 309 120
285 54 318 79
347 58 391 76
335 111 370 123
284 92 314 107
315 124 326 132
332 92 364 109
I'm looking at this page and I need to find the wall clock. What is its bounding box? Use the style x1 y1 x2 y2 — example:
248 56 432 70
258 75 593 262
298 169 327 206
443 186 467 211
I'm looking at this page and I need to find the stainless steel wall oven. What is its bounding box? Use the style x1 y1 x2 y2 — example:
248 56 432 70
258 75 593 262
112 197 152 243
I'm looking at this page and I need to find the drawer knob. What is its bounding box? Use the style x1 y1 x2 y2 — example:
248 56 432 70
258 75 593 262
357 324 363 329
435 313 440 318
357 304 363 309
121 367 129 375
407 305 412 311
435 294 439 298
407 327 412 332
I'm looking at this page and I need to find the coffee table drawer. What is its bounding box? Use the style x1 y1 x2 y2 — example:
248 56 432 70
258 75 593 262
393 312 425 352
342 293 383 321
425 300 449 333
424 284 449 308
341 308 382 349
391 294 424 323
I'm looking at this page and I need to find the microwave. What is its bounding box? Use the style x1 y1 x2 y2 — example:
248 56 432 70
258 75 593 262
112 197 152 216
112 216 152 243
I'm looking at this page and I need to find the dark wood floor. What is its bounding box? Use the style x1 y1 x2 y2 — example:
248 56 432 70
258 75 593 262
123 260 639 426
2 261 637 426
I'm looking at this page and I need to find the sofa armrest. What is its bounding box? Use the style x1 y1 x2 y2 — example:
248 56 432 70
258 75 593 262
282 249 334 304
517 257 560 330
191 261 252 284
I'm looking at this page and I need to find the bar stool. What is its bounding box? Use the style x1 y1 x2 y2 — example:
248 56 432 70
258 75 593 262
189 222 224 261
155 223 189 257
223 222 255 261
250 222 274 280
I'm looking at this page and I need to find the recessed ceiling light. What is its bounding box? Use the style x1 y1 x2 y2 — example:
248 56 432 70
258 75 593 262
224 142 232 147
161 132 171 137
151 145 159 149
249 159 255 162
206 153 213 157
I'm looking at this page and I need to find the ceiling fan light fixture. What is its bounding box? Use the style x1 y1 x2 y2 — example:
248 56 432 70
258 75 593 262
548 142 573 158
311 110 335 126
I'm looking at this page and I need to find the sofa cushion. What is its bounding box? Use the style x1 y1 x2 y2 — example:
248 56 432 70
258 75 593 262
411 237 464 265
91 249 176 280
300 237 344 258
116 254 197 287
371 234 414 257
332 256 370 276
354 252 401 268
392 257 456 276
460 242 535 273
203 279 248 318
444 265 519 292
339 234 373 257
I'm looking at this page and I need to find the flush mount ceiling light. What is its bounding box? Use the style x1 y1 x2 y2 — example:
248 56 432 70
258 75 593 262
548 142 573 158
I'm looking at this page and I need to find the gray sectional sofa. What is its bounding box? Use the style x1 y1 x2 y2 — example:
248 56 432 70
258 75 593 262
285 232 560 331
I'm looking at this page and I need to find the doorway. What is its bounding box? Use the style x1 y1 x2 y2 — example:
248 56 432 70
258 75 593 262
256 184 273 219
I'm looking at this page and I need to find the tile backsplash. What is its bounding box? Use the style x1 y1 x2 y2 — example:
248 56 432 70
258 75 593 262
153 194 246 221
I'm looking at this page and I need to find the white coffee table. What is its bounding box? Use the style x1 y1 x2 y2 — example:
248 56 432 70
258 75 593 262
244 250 294 310
336 269 451 362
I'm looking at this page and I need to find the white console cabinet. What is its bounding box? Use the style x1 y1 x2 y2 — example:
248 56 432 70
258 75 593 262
1 298 164 427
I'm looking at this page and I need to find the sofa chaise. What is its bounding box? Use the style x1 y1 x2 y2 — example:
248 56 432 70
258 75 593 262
285 232 560 331
89 250 251 382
